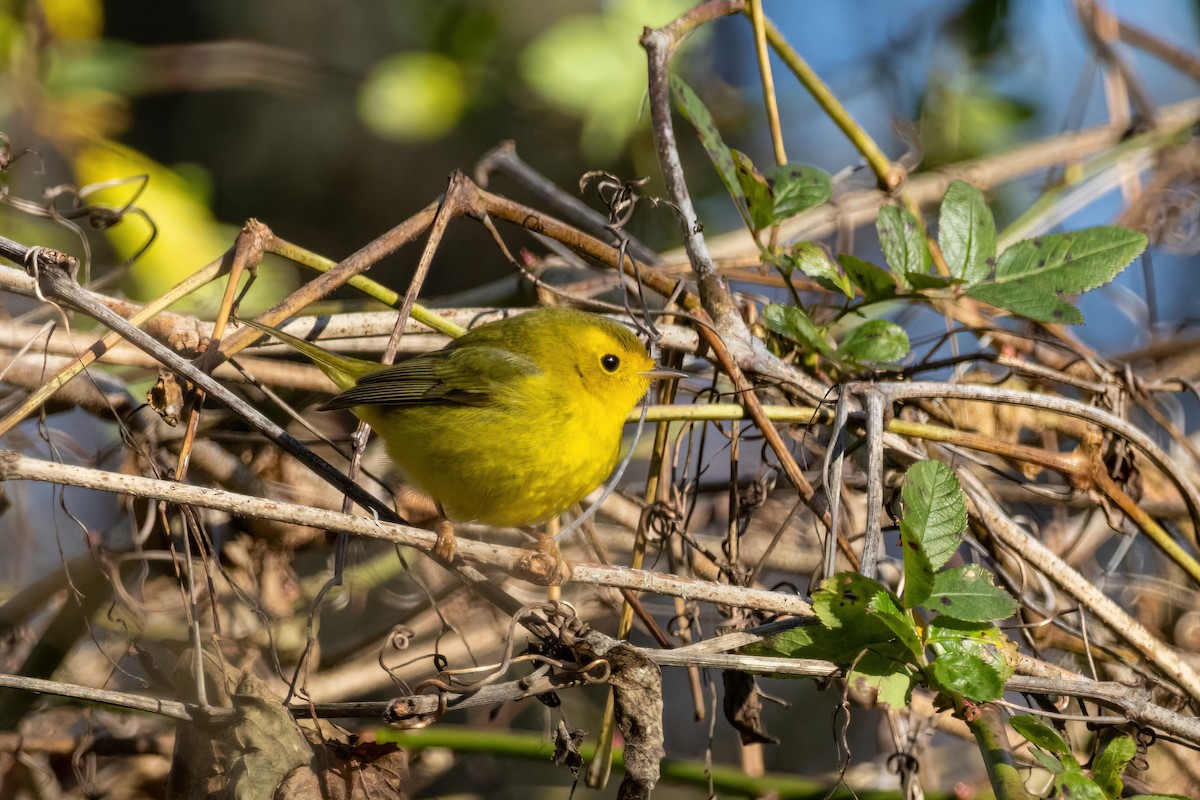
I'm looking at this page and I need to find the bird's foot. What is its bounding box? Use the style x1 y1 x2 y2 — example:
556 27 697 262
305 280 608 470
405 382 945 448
433 519 458 562
515 532 572 585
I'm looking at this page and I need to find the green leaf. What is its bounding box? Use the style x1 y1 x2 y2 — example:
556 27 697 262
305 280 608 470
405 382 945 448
1031 749 1065 774
938 179 996 282
762 303 832 356
764 574 900 664
731 153 833 233
1010 715 1072 757
670 75 749 230
905 271 956 290
965 227 1148 324
925 648 1004 701
847 650 917 709
1057 767 1108 800
732 149 775 232
900 461 968 570
1092 735 1135 799
868 590 924 661
787 242 853 297
1126 795 1193 799
899 520 935 608
838 254 896 303
838 319 909 364
876 204 928 289
927 565 1019 622
755 622 827 660
926 618 1015 684
763 163 832 222
813 572 890 630
759 626 865 665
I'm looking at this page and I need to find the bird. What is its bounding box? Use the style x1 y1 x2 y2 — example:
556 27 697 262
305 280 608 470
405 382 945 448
244 307 682 562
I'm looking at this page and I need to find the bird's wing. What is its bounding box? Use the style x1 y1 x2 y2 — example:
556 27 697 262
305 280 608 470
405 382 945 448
320 345 540 410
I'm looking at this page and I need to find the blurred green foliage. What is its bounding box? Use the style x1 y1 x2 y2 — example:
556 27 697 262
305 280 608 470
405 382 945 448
520 0 698 160
359 52 465 141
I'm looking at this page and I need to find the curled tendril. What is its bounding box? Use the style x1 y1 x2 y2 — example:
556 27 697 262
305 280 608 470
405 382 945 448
579 170 650 230
642 501 679 544
1129 726 1157 772
666 610 696 638
387 625 415 651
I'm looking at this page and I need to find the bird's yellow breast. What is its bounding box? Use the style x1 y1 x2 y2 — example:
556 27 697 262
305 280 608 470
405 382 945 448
365 371 632 526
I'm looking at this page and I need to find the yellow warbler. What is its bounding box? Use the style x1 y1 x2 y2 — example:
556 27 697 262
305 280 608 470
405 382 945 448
245 308 680 529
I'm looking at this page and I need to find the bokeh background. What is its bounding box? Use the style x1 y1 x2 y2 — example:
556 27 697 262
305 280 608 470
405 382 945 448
5 0 1197 328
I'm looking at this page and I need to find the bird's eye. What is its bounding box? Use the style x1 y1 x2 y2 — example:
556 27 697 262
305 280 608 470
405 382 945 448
600 354 620 373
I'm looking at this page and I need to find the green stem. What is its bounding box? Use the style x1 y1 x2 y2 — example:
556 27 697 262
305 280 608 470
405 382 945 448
267 241 467 338
967 704 1035 800
379 725 946 799
754 11 900 190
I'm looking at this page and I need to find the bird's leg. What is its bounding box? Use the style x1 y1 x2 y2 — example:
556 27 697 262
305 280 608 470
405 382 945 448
433 502 457 562
397 486 440 524
515 527 572 585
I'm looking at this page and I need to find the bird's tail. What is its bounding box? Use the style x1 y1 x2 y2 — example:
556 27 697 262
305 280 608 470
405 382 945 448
239 318 380 392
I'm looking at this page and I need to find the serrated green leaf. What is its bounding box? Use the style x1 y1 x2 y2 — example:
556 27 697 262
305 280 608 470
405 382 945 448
1057 767 1108 800
758 626 864 664
838 319 909 364
938 179 996 282
899 520 935 608
838 254 896 302
731 154 832 233
763 575 899 664
901 461 968 570
814 572 890 629
927 565 1019 622
905 271 956 290
868 590 924 661
756 623 822 658
925 616 1006 639
1010 715 1072 757
1092 735 1135 799
877 204 928 289
965 227 1148 324
847 650 917 709
1031 748 1065 774
926 648 1004 701
926 618 1015 684
764 163 832 222
1125 795 1193 799
787 242 852 297
762 303 833 356
670 75 749 230
732 149 774 233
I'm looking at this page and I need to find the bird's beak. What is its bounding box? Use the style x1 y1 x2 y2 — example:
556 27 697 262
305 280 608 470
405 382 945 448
641 366 688 380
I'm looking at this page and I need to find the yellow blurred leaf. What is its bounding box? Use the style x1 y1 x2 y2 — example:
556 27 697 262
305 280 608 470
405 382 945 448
72 141 295 312
40 0 103 41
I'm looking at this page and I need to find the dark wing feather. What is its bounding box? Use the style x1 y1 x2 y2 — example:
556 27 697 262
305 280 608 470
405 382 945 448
321 345 539 410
